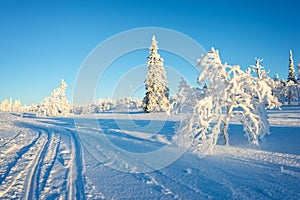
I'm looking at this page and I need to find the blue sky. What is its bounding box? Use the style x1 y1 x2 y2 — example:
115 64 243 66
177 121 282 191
0 0 299 104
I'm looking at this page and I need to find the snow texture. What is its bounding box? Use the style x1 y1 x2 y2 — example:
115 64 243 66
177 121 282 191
0 108 299 199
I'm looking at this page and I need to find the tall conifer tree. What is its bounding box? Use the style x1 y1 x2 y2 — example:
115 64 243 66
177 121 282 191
142 35 169 113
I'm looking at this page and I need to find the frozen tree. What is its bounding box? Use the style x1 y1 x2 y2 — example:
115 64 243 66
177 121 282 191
287 50 297 83
174 48 279 154
245 59 280 143
283 51 299 104
142 35 169 113
37 79 72 117
115 97 143 111
101 98 114 111
286 80 298 104
116 97 131 110
132 98 143 110
0 98 12 112
170 77 201 114
273 75 286 103
0 98 26 112
12 100 22 112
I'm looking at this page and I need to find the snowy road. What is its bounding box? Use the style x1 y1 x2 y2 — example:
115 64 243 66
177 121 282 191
0 109 300 199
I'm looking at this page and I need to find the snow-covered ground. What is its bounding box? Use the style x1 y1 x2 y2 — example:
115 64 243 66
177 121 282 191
0 108 300 199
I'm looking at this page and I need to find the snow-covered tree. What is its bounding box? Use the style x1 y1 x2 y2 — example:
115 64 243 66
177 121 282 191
245 58 280 143
116 97 131 110
288 50 297 83
0 98 12 112
100 98 114 112
37 79 72 117
174 48 279 154
132 97 143 110
115 97 143 110
12 100 22 112
170 77 202 114
142 35 169 113
286 80 299 105
273 75 287 103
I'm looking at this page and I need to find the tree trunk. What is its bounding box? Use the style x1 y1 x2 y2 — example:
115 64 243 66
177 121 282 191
288 90 291 105
222 105 233 145
222 122 230 145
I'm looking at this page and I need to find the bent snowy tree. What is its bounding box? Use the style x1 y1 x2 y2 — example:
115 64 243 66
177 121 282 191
37 79 72 117
175 48 279 154
142 35 169 113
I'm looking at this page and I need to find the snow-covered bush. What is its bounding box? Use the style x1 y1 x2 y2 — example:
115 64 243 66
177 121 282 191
95 98 114 112
12 100 22 112
37 79 72 117
170 77 203 114
143 35 169 113
174 48 280 154
72 97 143 114
0 98 28 112
286 80 299 104
0 98 13 112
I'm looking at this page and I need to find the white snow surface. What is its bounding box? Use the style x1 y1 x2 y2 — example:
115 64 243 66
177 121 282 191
0 108 300 199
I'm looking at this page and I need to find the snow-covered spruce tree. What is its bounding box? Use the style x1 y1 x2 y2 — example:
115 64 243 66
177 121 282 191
288 50 297 83
174 48 279 153
286 50 299 104
142 35 169 113
37 79 72 117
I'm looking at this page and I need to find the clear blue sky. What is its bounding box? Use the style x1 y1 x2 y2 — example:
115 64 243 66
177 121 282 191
0 0 299 104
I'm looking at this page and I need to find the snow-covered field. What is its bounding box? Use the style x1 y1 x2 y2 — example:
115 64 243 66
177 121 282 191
0 108 300 199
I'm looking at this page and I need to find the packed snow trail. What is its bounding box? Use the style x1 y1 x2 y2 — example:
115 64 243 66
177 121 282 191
0 108 300 199
0 114 86 199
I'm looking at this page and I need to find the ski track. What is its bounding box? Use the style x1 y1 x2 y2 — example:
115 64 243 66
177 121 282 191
1 110 300 199
25 130 51 200
0 131 42 186
0 118 87 199
64 127 86 200
0 130 43 198
0 130 23 149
